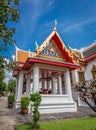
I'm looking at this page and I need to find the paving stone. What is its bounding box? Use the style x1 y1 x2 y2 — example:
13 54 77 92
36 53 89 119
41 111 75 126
0 96 96 129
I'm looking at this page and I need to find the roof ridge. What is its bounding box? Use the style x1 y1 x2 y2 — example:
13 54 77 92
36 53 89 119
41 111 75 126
38 29 56 52
82 43 96 52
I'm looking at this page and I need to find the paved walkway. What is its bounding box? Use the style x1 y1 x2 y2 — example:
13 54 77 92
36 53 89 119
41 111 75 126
0 96 96 130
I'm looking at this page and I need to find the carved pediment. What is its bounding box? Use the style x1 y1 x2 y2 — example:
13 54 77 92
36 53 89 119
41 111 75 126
38 40 66 61
35 30 73 63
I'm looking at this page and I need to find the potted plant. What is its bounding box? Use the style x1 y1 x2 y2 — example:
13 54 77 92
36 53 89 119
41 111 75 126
8 94 15 108
21 96 30 114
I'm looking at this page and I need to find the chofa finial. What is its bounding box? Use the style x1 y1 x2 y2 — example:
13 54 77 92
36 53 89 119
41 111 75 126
35 41 39 55
35 41 39 50
54 19 57 31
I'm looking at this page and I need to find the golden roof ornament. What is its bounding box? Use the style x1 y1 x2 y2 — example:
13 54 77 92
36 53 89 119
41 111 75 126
35 41 39 55
35 41 39 50
54 19 57 31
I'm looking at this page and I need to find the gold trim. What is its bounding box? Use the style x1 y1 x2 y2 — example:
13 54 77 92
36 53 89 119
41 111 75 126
77 67 85 72
78 67 85 82
91 65 96 79
37 54 66 62
91 65 96 72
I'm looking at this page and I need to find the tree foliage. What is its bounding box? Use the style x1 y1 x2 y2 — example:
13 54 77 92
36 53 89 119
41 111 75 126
30 93 41 129
8 79 16 93
0 81 7 95
0 0 20 51
0 56 5 94
0 0 20 90
0 56 5 80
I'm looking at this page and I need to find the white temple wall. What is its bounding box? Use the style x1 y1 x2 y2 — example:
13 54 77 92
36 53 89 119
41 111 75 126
39 95 77 113
85 60 96 81
15 63 77 112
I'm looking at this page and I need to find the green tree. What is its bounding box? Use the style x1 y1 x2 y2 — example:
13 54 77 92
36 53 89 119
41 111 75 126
0 56 5 94
30 93 41 129
1 82 7 91
0 0 20 91
0 81 7 95
0 0 20 51
8 79 16 94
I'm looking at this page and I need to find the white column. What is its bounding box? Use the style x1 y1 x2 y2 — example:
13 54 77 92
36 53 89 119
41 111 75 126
62 75 67 94
74 69 79 82
44 80 47 89
65 69 73 100
26 75 31 96
42 79 47 90
43 71 47 89
33 64 39 92
15 77 18 100
52 77 57 94
30 82 33 94
17 71 24 101
48 80 52 89
42 79 44 90
57 75 62 94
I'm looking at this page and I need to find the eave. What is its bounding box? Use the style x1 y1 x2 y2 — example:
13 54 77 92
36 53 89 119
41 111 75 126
13 66 23 77
23 57 80 70
85 53 96 63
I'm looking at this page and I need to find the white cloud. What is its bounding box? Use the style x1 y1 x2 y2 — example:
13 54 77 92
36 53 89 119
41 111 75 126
79 47 87 51
12 55 15 61
4 70 13 84
48 0 55 5
59 17 96 33
22 0 55 26
4 58 9 64
75 41 96 52
93 40 96 43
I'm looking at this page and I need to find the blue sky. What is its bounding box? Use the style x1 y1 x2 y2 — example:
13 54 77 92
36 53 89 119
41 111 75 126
2 0 96 58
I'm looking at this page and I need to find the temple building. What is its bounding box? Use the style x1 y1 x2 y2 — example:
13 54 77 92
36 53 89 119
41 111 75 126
13 27 96 113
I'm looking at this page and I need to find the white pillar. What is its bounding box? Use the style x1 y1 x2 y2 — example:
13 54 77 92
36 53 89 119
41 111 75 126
42 79 44 90
44 80 47 89
15 77 18 100
52 77 57 94
17 71 24 101
30 82 33 94
26 75 31 96
44 71 48 89
57 75 62 94
48 80 52 89
65 69 73 100
74 69 79 82
42 79 47 90
33 64 39 92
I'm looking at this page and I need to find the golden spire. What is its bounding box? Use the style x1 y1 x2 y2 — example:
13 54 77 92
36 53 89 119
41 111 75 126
54 19 57 31
35 41 39 55
35 41 39 50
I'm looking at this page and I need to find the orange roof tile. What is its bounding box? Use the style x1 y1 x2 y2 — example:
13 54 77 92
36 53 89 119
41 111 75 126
17 50 29 63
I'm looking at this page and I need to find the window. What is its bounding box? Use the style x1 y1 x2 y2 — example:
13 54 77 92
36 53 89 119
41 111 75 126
78 67 85 82
91 65 96 79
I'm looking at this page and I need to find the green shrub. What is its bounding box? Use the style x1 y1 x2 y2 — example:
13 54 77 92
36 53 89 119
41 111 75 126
0 93 2 97
30 92 41 129
21 96 30 109
8 94 15 104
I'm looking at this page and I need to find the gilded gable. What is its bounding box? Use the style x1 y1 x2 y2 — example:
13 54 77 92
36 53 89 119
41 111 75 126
38 40 66 62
